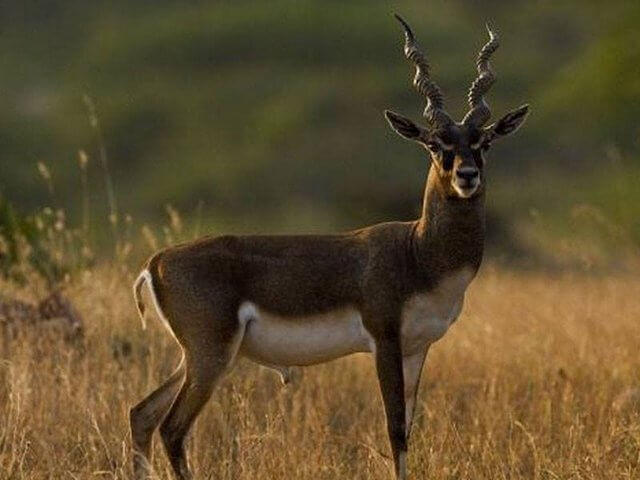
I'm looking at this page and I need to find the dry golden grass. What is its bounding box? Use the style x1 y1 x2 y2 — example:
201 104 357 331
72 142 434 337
1 265 639 479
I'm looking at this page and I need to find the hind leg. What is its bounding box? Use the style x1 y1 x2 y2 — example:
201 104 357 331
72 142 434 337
130 357 186 479
160 325 245 480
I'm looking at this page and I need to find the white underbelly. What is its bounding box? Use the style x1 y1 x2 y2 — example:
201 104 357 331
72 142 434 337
238 302 373 366
237 268 473 366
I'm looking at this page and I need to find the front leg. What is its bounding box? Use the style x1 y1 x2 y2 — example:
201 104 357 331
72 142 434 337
373 335 408 480
403 347 429 439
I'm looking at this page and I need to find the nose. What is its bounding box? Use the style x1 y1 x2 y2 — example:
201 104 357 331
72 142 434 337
455 167 479 182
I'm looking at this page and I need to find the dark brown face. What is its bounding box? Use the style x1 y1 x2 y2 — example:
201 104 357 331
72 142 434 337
425 123 488 198
384 105 529 200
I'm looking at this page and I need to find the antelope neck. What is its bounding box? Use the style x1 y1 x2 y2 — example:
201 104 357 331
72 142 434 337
410 166 485 275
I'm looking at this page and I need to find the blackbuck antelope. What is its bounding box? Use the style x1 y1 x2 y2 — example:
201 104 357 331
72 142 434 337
130 14 529 480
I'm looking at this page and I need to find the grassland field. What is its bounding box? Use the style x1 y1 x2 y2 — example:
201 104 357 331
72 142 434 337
1 264 639 479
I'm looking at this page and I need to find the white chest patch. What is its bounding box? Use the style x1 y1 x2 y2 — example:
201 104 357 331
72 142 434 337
400 267 474 355
238 302 373 367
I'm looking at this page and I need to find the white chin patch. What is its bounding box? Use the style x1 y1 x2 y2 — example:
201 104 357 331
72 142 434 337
452 180 479 198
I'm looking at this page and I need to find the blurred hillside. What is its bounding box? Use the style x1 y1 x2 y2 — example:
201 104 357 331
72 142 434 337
1 1 639 264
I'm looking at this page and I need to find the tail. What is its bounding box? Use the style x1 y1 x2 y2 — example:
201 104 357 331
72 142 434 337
133 270 151 330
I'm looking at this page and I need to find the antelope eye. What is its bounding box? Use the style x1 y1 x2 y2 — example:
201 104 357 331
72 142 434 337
426 141 440 153
481 141 491 151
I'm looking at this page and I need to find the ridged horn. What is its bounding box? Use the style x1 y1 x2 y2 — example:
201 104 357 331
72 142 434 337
463 24 499 127
394 13 453 128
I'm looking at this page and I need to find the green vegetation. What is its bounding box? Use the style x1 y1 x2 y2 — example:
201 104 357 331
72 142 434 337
0 194 92 286
0 1 638 264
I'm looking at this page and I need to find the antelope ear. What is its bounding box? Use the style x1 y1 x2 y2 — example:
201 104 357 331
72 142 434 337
384 110 425 141
485 104 529 140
